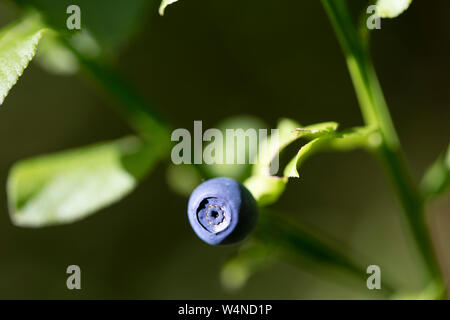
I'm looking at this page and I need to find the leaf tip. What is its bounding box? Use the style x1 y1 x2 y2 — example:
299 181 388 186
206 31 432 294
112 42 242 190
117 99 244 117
376 0 413 18
159 0 179 16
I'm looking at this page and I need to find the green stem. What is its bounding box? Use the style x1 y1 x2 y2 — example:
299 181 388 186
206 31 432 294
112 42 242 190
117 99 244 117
321 0 442 288
63 39 172 148
255 212 396 295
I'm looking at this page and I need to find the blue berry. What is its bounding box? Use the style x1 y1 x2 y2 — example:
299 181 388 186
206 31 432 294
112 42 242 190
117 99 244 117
187 177 258 245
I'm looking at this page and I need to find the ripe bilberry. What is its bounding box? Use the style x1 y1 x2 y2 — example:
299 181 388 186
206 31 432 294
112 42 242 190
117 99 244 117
187 177 258 245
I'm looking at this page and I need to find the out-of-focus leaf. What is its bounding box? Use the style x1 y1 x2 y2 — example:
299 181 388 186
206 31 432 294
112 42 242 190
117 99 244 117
392 281 446 300
376 0 413 18
166 164 202 197
13 0 150 53
245 118 376 206
36 28 102 75
69 29 101 58
8 136 163 227
421 144 450 199
203 115 267 181
159 0 179 16
243 118 299 205
36 32 78 74
0 13 47 105
297 121 339 136
220 240 273 291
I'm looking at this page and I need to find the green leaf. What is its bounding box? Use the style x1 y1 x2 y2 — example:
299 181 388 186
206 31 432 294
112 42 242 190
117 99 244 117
8 136 163 227
297 121 339 136
0 13 47 105
376 0 413 18
166 164 202 197
244 118 376 206
284 126 378 178
245 119 340 205
252 119 339 176
159 0 179 16
421 143 450 199
252 118 302 176
243 118 300 205
36 32 79 75
392 281 446 300
284 138 331 178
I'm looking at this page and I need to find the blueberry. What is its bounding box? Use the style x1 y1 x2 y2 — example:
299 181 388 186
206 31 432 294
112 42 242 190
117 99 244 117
187 177 258 245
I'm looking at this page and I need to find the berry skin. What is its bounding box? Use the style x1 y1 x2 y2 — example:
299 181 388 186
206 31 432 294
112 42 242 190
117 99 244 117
187 177 258 245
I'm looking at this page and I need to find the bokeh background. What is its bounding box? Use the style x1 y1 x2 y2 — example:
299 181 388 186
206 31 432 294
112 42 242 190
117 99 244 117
0 0 449 299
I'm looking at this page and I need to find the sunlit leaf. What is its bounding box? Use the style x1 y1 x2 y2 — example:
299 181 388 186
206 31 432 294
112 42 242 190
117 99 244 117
36 32 78 74
285 126 377 178
245 119 340 206
8 136 163 227
159 0 179 16
244 118 376 207
0 13 47 105
244 175 286 207
376 0 413 18
166 164 202 197
252 118 301 177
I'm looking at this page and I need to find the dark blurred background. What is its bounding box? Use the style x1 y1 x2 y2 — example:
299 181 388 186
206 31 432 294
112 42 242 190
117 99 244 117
0 0 449 299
